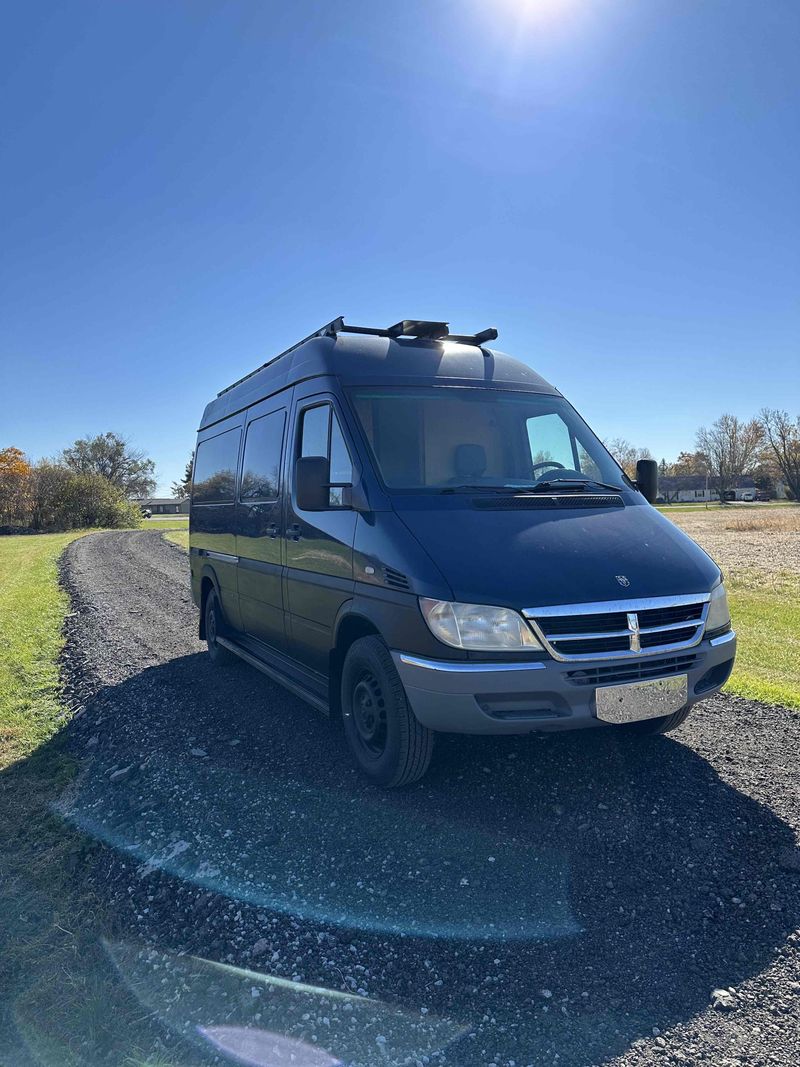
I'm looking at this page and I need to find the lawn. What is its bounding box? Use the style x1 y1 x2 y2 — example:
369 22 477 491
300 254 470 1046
0 532 182 1064
162 529 189 550
727 570 800 708
0 531 91 765
141 515 188 529
656 501 795 514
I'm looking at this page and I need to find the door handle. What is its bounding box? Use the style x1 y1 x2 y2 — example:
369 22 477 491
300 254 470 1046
287 522 302 541
266 522 279 539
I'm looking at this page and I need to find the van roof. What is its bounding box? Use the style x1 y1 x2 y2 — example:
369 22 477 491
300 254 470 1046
199 319 558 431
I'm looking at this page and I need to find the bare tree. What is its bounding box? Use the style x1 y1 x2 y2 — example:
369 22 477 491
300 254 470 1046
695 414 763 502
61 432 156 499
760 408 800 500
605 437 653 480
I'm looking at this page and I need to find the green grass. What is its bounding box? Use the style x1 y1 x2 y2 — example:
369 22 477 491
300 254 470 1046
727 570 800 708
0 532 189 1064
0 532 92 765
141 514 188 529
656 501 797 514
162 529 189 550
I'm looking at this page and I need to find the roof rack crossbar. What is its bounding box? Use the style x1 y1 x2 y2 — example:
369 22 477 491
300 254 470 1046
217 317 499 396
448 327 499 345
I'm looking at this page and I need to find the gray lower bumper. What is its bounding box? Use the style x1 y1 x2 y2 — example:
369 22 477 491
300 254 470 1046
391 631 736 735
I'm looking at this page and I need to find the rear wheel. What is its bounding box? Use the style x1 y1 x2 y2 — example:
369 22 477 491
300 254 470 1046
615 704 693 736
204 589 235 666
341 636 434 787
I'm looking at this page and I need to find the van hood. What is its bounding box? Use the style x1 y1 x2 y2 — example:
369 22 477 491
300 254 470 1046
396 500 720 608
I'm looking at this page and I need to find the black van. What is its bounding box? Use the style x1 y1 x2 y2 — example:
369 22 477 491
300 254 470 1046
190 318 736 786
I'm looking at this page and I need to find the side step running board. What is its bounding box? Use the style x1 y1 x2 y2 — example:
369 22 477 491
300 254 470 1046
216 636 329 715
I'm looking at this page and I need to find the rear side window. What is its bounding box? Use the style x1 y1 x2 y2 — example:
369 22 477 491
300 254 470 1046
241 410 285 500
193 427 240 503
299 403 353 507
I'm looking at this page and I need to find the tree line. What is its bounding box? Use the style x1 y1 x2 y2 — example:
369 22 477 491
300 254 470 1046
0 433 155 532
2 407 798 533
608 408 799 501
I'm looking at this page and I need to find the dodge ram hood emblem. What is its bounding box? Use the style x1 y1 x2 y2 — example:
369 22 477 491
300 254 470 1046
615 575 630 587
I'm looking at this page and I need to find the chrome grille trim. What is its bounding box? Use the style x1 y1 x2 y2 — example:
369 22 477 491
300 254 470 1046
523 593 710 662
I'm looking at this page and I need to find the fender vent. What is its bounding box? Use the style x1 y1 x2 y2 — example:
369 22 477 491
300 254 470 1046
383 567 410 591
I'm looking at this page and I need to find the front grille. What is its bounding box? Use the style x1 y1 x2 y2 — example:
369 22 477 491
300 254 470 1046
524 595 709 662
566 653 698 687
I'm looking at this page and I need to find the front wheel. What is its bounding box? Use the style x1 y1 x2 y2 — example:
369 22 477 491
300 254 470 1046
615 704 693 737
204 589 235 666
341 637 434 787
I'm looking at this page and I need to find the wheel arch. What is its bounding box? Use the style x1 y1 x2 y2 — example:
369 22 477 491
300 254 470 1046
198 565 223 640
329 606 382 720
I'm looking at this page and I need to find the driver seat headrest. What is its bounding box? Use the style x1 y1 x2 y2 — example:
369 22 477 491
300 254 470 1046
454 443 487 479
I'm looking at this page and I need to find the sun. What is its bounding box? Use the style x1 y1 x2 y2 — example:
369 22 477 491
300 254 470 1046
493 0 577 26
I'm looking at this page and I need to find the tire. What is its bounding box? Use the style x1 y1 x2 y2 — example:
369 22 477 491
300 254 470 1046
204 589 235 666
341 636 434 787
615 704 693 737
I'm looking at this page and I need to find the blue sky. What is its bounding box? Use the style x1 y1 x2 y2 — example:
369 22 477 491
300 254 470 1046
2 0 798 494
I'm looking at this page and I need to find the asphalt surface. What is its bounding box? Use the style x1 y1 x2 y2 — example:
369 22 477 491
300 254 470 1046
54 530 800 1066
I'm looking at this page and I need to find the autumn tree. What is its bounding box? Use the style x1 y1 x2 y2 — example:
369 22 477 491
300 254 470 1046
670 451 710 477
695 415 763 502
760 408 800 500
605 437 654 480
61 432 156 499
29 461 142 531
171 451 194 498
0 446 32 525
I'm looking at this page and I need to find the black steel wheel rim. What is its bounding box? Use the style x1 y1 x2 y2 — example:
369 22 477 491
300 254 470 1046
351 672 388 759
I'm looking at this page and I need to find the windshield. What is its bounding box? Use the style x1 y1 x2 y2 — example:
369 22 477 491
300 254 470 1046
349 387 625 491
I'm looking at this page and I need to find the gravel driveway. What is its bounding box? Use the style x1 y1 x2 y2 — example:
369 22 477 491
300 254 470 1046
57 530 800 1067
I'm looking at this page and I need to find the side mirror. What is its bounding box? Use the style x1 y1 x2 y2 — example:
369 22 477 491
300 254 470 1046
296 456 330 511
636 459 659 504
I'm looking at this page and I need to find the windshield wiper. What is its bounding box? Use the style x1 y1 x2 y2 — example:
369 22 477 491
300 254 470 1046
529 478 625 494
439 484 522 494
440 478 625 495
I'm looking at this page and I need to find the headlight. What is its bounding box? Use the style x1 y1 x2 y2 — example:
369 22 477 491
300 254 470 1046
419 598 543 651
705 581 731 634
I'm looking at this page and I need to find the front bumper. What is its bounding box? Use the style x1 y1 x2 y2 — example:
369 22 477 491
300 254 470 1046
391 630 736 734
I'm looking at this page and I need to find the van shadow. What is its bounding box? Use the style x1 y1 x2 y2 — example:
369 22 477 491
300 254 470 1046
50 652 800 1065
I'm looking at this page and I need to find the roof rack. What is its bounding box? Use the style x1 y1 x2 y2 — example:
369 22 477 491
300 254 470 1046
218 317 499 396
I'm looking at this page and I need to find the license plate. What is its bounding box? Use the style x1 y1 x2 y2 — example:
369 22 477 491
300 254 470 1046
595 675 688 724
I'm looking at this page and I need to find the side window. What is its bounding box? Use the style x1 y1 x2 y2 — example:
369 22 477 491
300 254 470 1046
241 410 285 501
298 403 353 507
193 427 240 503
300 405 330 460
575 439 603 481
526 413 576 473
329 416 353 506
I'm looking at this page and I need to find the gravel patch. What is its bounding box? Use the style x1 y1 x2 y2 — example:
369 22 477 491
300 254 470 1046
53 530 800 1066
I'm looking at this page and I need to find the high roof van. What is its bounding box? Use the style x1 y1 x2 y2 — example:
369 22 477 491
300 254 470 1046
190 318 736 786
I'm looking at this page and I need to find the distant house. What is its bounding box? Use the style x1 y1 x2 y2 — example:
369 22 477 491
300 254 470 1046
658 475 758 503
136 497 190 514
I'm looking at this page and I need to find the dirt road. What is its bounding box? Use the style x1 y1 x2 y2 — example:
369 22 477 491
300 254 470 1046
58 530 800 1067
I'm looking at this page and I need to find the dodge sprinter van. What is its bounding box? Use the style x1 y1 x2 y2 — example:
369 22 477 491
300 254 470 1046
190 318 736 786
